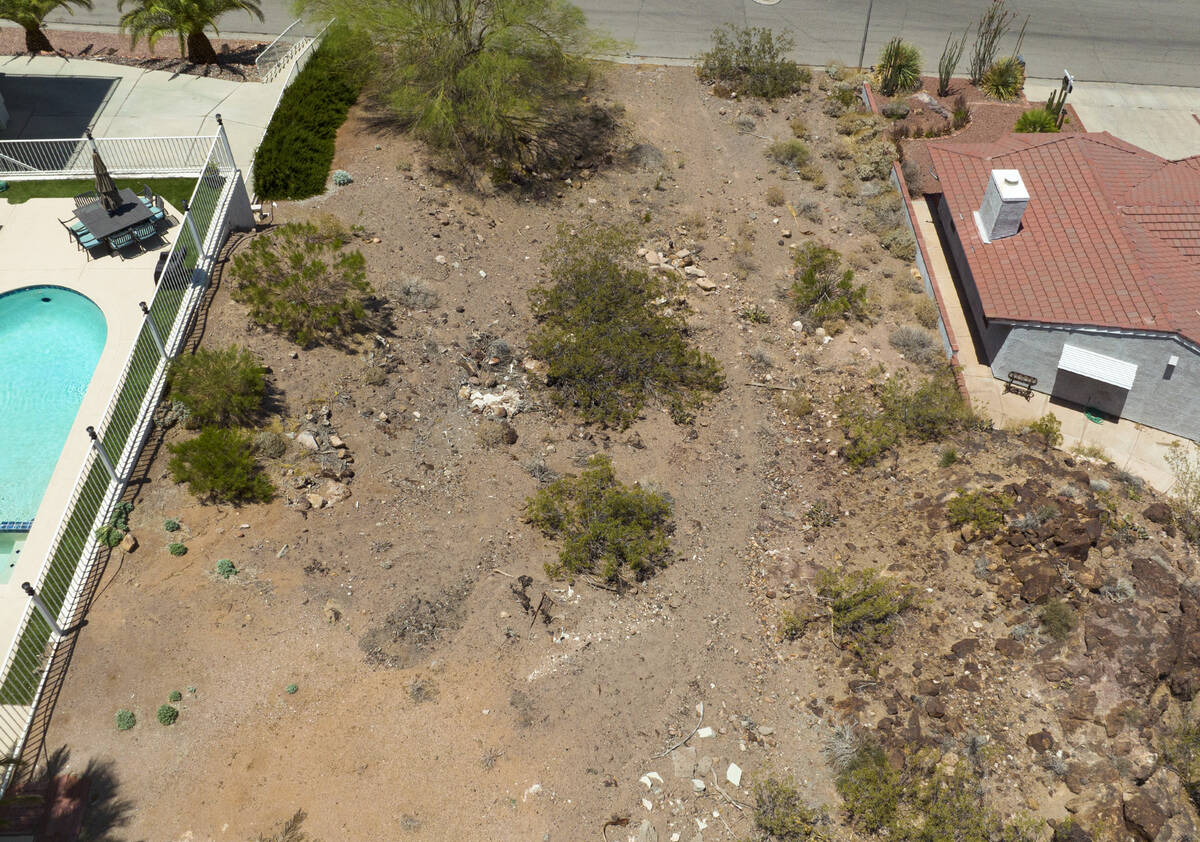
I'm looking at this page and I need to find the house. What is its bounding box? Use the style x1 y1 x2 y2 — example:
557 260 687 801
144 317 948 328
928 132 1200 442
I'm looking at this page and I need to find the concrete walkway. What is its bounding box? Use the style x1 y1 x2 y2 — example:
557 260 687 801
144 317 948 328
0 51 297 188
1027 77 1200 161
912 198 1186 493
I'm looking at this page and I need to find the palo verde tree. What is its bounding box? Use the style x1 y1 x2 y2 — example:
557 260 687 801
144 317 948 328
300 0 615 177
0 0 93 52
117 0 264 64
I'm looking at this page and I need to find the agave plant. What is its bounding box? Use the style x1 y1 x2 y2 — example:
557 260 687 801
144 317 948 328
876 37 922 97
981 56 1025 101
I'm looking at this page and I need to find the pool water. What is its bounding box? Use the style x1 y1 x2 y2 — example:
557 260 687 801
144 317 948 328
0 286 106 524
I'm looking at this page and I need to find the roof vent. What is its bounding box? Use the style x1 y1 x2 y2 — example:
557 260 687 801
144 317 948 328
974 169 1029 243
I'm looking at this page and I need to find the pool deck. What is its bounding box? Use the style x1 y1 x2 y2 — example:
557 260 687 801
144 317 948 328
0 197 178 634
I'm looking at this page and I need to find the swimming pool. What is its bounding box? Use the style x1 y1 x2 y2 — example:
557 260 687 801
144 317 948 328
0 286 106 528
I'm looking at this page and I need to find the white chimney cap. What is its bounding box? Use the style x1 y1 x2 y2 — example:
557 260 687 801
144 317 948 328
991 169 1029 201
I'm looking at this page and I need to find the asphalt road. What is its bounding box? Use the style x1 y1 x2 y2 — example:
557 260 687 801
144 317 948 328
46 0 1200 87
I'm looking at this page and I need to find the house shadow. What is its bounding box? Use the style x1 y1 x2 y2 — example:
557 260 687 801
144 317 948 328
0 74 118 139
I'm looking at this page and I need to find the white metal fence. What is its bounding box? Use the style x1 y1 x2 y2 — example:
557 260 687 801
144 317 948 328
0 127 243 797
255 18 309 83
0 135 218 181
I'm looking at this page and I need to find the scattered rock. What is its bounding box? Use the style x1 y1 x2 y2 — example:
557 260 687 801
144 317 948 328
306 493 327 510
1026 730 1054 752
637 819 659 842
1123 791 1167 841
725 762 742 787
694 277 718 292
1143 502 1172 525
119 533 138 553
297 431 319 451
672 746 697 779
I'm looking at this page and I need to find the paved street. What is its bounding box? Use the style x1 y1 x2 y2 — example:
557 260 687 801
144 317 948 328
45 0 1200 87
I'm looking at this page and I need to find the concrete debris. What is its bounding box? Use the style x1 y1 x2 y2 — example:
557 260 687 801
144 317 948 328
467 387 523 418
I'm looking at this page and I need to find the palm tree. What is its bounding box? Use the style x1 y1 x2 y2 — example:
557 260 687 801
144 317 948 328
0 0 94 53
117 0 264 64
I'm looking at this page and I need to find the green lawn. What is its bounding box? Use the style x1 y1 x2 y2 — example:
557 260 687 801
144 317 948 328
0 178 197 213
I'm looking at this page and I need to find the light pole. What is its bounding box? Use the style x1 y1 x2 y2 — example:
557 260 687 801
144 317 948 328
857 0 875 69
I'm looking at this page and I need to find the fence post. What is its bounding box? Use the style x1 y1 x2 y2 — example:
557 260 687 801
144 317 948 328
86 426 121 484
181 200 203 259
21 584 66 638
139 301 168 359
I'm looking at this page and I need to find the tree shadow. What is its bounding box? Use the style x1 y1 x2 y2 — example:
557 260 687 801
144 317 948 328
40 747 141 842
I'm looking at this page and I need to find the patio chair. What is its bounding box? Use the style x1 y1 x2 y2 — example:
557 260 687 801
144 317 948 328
138 188 166 222
74 190 100 209
131 220 158 246
58 217 99 253
106 229 134 257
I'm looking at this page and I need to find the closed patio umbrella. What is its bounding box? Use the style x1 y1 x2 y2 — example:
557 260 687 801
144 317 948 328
86 131 121 212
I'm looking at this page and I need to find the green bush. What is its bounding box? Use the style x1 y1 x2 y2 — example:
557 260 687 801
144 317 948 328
156 704 179 726
524 455 673 582
788 242 868 324
528 225 724 428
286 683 299 695
169 346 265 426
752 773 828 840
835 742 902 833
253 26 365 200
816 568 915 661
230 221 373 347
838 370 974 467
698 26 812 99
889 325 943 367
1040 599 1076 641
168 427 274 504
876 37 922 96
939 447 959 467
115 709 136 731
1024 413 1063 449
168 690 182 703
1015 107 1059 133
779 609 808 641
768 139 812 169
947 488 1014 535
913 296 939 330
981 56 1025 101
95 501 134 548
216 558 237 579
163 518 180 532
168 542 188 556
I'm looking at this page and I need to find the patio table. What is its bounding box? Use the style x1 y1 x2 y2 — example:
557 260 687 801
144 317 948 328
74 187 152 241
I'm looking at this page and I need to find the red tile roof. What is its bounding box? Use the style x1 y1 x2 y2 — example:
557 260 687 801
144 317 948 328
929 133 1200 345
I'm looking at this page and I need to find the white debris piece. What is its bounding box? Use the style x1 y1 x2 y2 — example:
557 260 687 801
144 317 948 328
725 762 743 787
468 387 523 418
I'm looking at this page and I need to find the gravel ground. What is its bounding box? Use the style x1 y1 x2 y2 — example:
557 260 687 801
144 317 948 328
0 25 270 82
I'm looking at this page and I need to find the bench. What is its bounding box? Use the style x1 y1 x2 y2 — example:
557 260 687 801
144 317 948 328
1004 371 1038 399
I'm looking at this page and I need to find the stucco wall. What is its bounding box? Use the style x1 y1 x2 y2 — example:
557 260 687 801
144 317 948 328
993 326 1200 442
934 195 1010 360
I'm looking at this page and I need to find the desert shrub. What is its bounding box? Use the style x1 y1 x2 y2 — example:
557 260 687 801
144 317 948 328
528 225 724 428
1163 718 1200 809
331 169 353 186
817 568 915 660
937 31 967 96
879 227 916 261
836 111 884 137
913 296 939 329
1040 599 1076 641
968 0 1025 86
862 189 905 233
253 26 366 200
835 741 903 833
824 84 860 117
939 448 958 467
981 56 1025 101
739 304 771 324
168 542 187 556
163 518 180 532
396 277 439 309
790 117 807 137
1015 107 1058 133
752 773 828 840
698 26 811 99
252 430 288 459
890 325 943 367
252 810 311 842
798 163 827 189
525 455 672 582
156 704 179 726
1025 413 1063 449
788 242 868 325
875 37 922 96
776 391 813 417
168 690 182 703
852 136 897 181
286 683 299 695
115 709 136 731
1166 442 1200 545
779 609 807 641
768 139 812 169
765 185 786 206
96 501 133 548
216 558 237 579
168 427 274 505
169 346 265 427
952 94 972 129
947 488 1014 535
839 370 973 466
230 221 373 347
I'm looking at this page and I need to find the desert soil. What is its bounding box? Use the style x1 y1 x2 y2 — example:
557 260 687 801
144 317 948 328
38 63 1199 842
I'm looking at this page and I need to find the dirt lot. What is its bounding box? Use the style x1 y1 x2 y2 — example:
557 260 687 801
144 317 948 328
40 64 1199 842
